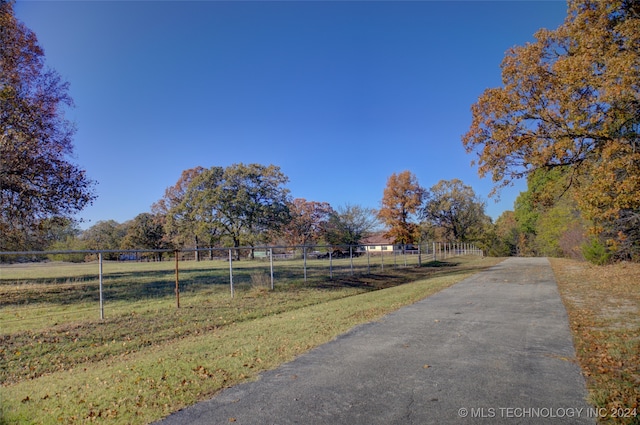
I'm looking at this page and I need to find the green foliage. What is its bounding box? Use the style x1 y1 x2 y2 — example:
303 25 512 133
166 164 291 258
513 169 588 258
46 237 88 262
323 204 379 246
534 200 575 257
81 220 128 260
421 179 489 243
582 237 612 266
121 213 167 253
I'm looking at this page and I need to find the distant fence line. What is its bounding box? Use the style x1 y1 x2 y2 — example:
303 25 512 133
1 241 482 261
0 242 482 321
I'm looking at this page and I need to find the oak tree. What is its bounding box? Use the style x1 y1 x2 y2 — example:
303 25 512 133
462 0 640 260
215 163 290 253
1 1 95 251
280 198 334 246
120 213 167 260
152 166 207 257
378 170 424 245
421 179 488 243
81 220 127 260
177 164 290 259
323 204 379 247
175 166 225 256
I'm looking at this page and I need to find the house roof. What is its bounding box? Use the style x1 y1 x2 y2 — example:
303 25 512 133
361 232 395 245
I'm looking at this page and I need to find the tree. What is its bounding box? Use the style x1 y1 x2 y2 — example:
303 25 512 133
120 213 167 260
280 198 334 246
493 211 520 256
44 218 86 262
177 166 225 257
152 166 206 258
462 0 640 260
216 163 290 253
81 220 127 260
179 163 290 259
0 1 95 251
513 168 564 255
513 168 587 258
421 179 488 242
378 171 424 246
324 204 379 247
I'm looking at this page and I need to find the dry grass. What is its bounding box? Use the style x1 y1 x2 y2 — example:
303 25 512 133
551 258 640 424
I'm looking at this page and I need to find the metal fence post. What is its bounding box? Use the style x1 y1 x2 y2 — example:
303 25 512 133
229 249 234 298
329 250 333 279
99 251 104 320
350 246 354 276
269 248 274 290
303 246 307 282
174 250 180 308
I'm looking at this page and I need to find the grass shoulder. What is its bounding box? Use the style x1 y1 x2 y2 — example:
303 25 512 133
551 258 640 425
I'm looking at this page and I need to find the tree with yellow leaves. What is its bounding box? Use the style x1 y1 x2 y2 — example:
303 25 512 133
463 0 640 261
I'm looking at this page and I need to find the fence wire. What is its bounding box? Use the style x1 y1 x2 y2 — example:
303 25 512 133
0 242 482 329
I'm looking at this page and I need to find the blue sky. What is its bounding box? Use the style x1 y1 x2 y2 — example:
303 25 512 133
15 0 568 228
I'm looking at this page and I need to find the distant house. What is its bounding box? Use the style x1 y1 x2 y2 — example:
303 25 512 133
360 233 404 253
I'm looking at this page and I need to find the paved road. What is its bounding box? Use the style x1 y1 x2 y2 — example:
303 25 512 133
156 258 594 424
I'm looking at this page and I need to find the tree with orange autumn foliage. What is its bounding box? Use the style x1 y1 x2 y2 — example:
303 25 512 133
463 0 640 261
1 1 96 251
378 171 424 245
280 198 334 246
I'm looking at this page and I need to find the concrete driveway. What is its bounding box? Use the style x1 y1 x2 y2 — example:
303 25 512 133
156 257 595 424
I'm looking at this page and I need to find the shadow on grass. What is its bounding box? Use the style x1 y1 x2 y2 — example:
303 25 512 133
0 259 483 308
1 267 232 306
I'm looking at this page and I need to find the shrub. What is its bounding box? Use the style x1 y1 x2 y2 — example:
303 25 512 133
582 237 612 265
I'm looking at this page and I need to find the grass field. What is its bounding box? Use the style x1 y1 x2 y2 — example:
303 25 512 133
0 254 424 333
0 255 495 424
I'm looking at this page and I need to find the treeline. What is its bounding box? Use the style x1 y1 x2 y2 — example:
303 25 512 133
37 166 494 262
490 168 639 264
6 162 631 265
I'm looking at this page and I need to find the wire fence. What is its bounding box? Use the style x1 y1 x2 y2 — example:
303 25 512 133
0 242 482 329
